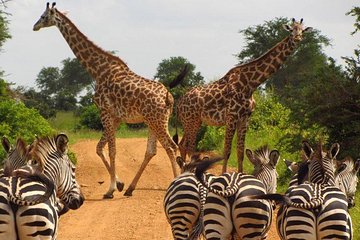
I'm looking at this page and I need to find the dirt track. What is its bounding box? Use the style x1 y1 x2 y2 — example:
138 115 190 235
57 138 278 239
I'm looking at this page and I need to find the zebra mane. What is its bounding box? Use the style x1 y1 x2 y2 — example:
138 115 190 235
30 136 59 172
254 145 271 163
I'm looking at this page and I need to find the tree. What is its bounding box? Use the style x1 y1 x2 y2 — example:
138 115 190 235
236 17 331 97
155 56 205 101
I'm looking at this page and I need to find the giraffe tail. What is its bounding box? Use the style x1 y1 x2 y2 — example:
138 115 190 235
168 63 190 89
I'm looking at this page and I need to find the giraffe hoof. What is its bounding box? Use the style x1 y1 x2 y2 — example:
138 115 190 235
116 181 125 192
103 193 114 199
124 189 133 197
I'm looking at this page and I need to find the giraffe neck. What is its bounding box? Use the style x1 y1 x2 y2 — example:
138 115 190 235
230 36 297 92
54 10 129 82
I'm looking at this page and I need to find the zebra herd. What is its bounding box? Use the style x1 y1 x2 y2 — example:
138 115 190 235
164 143 359 239
0 134 84 239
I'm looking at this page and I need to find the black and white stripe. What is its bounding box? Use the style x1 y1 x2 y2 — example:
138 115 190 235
195 146 279 239
1 137 32 177
253 141 353 239
0 134 84 239
335 156 360 209
164 156 207 240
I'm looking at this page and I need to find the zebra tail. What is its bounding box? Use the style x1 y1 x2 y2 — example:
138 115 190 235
247 193 324 209
188 218 204 240
194 156 240 197
8 171 55 206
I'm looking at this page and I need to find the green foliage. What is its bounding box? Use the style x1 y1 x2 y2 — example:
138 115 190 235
0 99 54 161
155 56 205 95
78 104 103 130
0 9 11 50
22 88 56 118
347 7 360 35
197 126 225 151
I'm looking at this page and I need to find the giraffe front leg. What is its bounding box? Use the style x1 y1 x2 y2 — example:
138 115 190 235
124 130 157 196
222 120 237 173
102 121 124 199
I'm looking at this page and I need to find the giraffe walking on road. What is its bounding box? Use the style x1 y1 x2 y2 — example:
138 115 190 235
176 18 311 173
33 2 187 198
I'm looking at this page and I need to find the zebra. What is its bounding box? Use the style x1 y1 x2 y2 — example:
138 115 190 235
285 155 360 209
1 136 32 177
164 155 210 240
1 136 69 216
335 156 360 208
0 134 84 239
250 141 353 239
195 146 279 239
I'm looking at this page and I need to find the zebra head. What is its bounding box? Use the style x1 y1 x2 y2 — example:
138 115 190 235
1 137 32 177
302 141 339 185
246 146 280 194
335 156 360 208
30 134 84 210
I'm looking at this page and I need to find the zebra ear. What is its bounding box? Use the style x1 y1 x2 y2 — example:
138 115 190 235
302 141 313 159
329 143 340 159
246 149 256 165
269 150 280 167
176 156 184 170
336 163 347 174
2 136 11 153
56 133 69 154
16 138 28 158
354 159 360 173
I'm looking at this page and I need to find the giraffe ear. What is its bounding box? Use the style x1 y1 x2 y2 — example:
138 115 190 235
303 27 313 33
283 24 292 32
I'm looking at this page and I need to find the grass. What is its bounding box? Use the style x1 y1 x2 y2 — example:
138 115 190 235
49 111 360 237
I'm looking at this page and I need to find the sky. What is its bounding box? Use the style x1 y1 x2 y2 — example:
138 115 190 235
0 0 359 88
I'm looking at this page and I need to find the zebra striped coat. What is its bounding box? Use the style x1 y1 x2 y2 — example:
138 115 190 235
335 156 360 208
164 156 208 240
195 146 279 240
0 134 84 240
253 142 353 240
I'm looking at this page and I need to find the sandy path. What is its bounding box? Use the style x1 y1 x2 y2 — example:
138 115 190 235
57 138 278 239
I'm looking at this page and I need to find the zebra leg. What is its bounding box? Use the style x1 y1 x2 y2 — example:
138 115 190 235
16 202 58 240
203 193 233 239
124 130 157 196
0 200 16 240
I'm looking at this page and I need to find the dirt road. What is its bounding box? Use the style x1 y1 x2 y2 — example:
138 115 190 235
58 138 278 239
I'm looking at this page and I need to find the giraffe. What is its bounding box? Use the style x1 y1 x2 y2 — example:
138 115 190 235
176 18 312 173
33 2 187 198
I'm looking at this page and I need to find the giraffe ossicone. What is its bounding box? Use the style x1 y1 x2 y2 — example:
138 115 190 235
176 18 312 173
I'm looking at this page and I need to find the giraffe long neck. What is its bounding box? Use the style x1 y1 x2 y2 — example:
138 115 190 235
54 10 129 82
229 36 297 92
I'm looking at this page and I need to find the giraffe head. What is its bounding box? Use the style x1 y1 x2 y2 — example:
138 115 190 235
33 2 59 31
283 18 312 42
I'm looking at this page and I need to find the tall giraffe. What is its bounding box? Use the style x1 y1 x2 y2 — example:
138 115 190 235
176 18 311 173
33 2 186 198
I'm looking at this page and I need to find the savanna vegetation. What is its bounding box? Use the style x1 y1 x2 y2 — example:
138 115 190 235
1 2 359 236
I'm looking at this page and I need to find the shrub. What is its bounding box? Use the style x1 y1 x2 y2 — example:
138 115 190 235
78 104 103 130
0 99 54 162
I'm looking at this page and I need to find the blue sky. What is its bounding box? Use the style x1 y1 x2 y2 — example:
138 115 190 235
0 0 359 88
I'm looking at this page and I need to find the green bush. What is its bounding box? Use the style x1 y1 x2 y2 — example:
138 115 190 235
78 104 103 130
0 99 54 162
